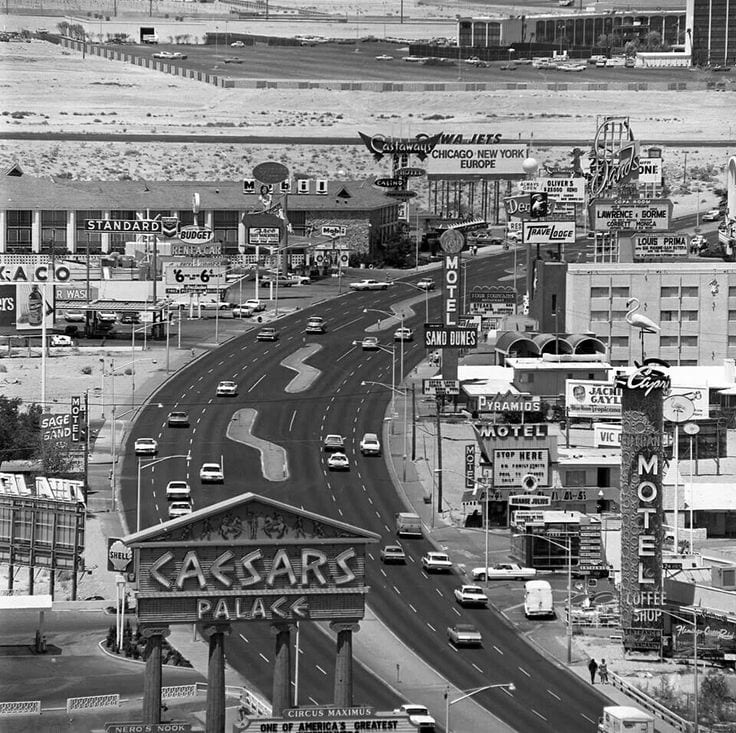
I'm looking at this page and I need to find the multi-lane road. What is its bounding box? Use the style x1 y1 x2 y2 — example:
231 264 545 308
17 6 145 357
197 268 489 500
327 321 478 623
121 244 614 732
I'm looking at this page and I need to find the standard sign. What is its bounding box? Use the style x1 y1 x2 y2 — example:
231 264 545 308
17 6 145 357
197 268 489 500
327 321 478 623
523 221 576 244
422 378 460 396
424 323 478 349
248 227 281 245
633 234 687 260
426 143 527 178
85 219 162 233
518 178 586 204
493 449 549 487
591 199 672 231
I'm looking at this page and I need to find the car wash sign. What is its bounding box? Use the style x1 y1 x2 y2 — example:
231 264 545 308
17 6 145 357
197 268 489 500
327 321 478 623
124 494 379 625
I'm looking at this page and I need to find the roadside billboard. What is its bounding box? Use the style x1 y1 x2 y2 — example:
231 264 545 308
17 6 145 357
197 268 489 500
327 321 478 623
426 143 527 179
590 199 672 231
633 233 688 261
522 221 576 244
566 380 621 418
493 448 549 487
16 282 54 331
518 177 586 204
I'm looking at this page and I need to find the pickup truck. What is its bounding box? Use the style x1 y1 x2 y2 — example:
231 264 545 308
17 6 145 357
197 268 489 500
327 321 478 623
349 279 390 291
447 623 482 647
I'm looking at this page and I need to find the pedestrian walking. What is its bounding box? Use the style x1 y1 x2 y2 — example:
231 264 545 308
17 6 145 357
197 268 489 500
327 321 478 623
599 659 608 684
588 658 598 684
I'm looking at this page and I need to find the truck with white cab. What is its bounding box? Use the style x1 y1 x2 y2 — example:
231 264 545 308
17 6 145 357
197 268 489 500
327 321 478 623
523 580 555 618
598 706 654 733
396 512 423 538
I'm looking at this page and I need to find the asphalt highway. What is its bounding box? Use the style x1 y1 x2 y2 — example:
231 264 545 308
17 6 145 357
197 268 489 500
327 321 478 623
120 245 612 732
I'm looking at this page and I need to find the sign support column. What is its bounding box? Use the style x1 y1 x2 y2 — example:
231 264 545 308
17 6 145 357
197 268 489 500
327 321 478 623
331 621 359 706
204 623 230 732
272 622 293 716
141 625 170 724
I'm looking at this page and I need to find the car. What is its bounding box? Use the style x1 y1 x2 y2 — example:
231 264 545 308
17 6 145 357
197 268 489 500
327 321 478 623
323 434 345 452
216 380 238 396
375 54 394 61
349 279 390 291
200 462 224 483
256 327 279 341
421 551 453 573
454 585 489 607
168 501 193 519
416 278 435 290
167 411 190 428
244 299 266 312
703 208 722 221
165 481 191 501
230 40 245 47
464 56 488 67
63 310 86 322
447 623 483 647
327 452 350 471
359 432 381 456
290 274 311 285
380 545 406 564
153 50 185 59
223 56 244 64
134 437 158 456
305 317 326 334
470 563 537 581
394 327 414 342
232 304 254 318
260 274 294 287
120 312 141 324
403 55 429 63
50 334 73 347
690 234 707 251
97 311 117 322
361 336 380 350
393 704 436 730
500 63 517 71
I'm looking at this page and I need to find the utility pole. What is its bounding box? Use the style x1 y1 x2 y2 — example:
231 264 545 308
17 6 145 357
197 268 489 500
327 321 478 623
411 383 416 461
435 396 443 513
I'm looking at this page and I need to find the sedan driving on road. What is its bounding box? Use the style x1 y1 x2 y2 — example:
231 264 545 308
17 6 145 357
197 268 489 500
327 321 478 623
421 552 453 573
454 585 489 607
394 327 414 342
470 563 537 581
200 462 224 483
447 623 483 647
416 278 435 290
256 327 279 341
216 380 238 396
134 437 158 456
349 279 390 291
361 336 379 350
380 545 407 564
359 432 381 456
168 501 193 519
323 434 345 452
167 411 190 428
327 452 350 471
702 208 721 221
305 317 326 334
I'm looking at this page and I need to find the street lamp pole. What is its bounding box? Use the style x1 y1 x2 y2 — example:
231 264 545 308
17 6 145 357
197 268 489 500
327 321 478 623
136 453 190 532
445 683 515 733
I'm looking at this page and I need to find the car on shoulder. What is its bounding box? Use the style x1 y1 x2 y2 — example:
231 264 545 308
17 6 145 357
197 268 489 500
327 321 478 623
470 563 537 581
394 327 414 342
256 327 279 342
359 432 381 456
167 411 190 428
50 334 73 347
305 317 326 334
153 50 186 60
361 336 380 350
403 55 429 63
323 434 345 452
200 462 224 483
416 278 435 290
223 56 244 64
232 304 254 318
216 380 238 396
454 585 489 607
447 623 483 647
703 208 722 221
134 437 158 456
349 279 390 291
168 501 193 519
464 56 488 67
421 551 453 573
244 298 266 312
380 544 406 564
327 452 350 471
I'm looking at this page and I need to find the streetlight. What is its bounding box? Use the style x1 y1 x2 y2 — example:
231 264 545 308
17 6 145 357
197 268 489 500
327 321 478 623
683 422 700 552
507 46 515 65
445 683 515 733
514 532 573 664
137 453 190 532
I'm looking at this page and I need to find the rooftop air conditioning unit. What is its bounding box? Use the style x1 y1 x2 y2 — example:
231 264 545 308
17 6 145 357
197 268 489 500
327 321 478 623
711 566 736 590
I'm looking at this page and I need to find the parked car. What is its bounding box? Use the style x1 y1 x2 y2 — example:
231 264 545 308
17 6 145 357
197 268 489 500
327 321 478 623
703 208 722 221
524 580 555 618
421 551 453 573
232 304 254 318
223 56 243 64
50 334 73 347
349 279 390 291
134 437 158 456
305 317 326 334
380 545 406 564
168 501 193 519
470 563 537 581
216 380 238 396
200 462 224 483
359 432 381 456
97 311 117 322
361 336 380 350
256 327 279 341
63 310 86 322
394 327 414 342
244 299 266 312
327 452 350 471
447 623 482 647
323 434 345 452
230 40 245 47
416 278 435 290
375 54 394 61
454 585 489 607
464 56 488 67
167 411 190 428
120 312 141 324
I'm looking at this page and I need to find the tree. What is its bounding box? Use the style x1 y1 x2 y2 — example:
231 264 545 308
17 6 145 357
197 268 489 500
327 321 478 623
624 39 640 58
39 441 78 475
700 669 729 725
645 31 662 51
0 397 43 470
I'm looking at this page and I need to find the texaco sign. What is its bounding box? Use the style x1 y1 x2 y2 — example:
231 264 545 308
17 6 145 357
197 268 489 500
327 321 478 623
123 494 379 625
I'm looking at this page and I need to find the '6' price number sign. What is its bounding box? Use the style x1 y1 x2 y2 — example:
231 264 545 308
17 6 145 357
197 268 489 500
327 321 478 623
165 264 227 291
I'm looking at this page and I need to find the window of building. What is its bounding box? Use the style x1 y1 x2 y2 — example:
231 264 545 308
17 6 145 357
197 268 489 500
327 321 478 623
565 470 586 487
729 311 736 321
681 310 698 321
680 360 698 366
660 286 679 298
681 286 698 298
41 210 67 249
609 336 629 347
6 210 32 251
212 210 239 252
660 336 678 347
680 336 698 347
661 311 677 321
611 287 629 298
75 210 103 252
729 287 736 298
177 210 196 227
590 287 608 298
728 335 736 347
590 311 609 321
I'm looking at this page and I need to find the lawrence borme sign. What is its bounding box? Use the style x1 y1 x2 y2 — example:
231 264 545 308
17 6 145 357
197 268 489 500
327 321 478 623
123 494 379 625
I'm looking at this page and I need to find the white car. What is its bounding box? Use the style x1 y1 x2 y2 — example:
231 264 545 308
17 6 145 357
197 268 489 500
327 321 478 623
230 40 245 47
216 380 238 396
200 462 224 483
244 298 266 312
361 336 379 350
323 434 345 452
168 501 193 519
421 552 453 573
375 54 394 61
327 452 350 471
232 304 254 318
394 704 436 729
97 311 117 322
305 317 326 334
134 437 158 456
359 432 381 456
50 334 73 347
471 563 537 581
403 55 429 63
394 327 414 342
447 623 483 647
63 310 85 322
349 279 390 291
380 545 406 563
416 278 435 290
454 585 489 607
464 56 488 67
702 208 721 221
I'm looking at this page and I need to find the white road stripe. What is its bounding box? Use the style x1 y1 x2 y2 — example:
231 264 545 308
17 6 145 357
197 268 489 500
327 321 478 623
315 665 327 675
519 666 531 677
493 645 504 655
547 690 560 701
472 663 483 674
248 374 266 392
532 710 546 721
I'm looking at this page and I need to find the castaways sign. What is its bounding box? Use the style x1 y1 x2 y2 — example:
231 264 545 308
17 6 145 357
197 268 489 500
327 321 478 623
358 132 443 161
123 494 379 625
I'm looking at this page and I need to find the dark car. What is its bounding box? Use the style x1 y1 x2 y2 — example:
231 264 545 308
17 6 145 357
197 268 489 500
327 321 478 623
120 312 141 324
167 411 190 428
256 327 279 342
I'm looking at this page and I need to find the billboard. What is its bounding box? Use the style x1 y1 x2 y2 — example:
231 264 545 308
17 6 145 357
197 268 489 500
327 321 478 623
16 282 54 331
522 221 576 244
424 323 478 349
164 265 228 289
633 234 688 261
637 158 663 184
566 380 622 418
467 286 515 317
422 378 460 396
518 177 586 204
590 200 672 231
593 423 622 447
426 144 527 179
493 448 549 487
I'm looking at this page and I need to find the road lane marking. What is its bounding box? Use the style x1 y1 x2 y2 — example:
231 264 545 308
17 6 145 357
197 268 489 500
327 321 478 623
289 410 297 431
435 588 444 597
501 687 514 697
493 645 504 655
393 585 401 595
259 653 269 663
472 663 483 674
409 604 417 613
532 710 546 721
248 374 266 392
316 665 327 675
452 607 461 616
581 714 596 725
547 690 560 700
336 348 353 362
518 666 531 677
427 623 436 632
